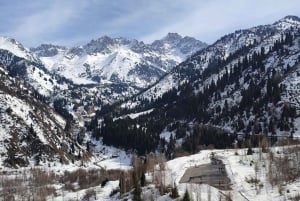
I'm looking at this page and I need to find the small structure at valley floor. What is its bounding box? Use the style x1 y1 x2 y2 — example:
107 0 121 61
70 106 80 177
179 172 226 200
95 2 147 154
179 155 231 190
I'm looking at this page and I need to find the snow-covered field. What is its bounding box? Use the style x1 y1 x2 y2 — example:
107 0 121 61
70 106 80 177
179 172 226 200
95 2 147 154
164 147 300 201
0 144 299 200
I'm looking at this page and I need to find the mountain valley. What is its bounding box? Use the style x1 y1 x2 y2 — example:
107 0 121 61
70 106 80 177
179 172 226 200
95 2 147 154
0 16 300 201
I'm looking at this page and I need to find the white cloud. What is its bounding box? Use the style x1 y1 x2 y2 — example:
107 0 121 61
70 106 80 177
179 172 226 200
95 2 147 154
2 0 300 46
8 0 89 46
141 0 300 43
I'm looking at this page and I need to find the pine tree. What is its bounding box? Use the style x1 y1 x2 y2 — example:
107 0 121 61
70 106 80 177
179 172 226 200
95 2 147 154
183 189 191 201
247 147 253 155
132 170 142 201
140 172 146 187
119 172 126 195
171 184 179 198
133 184 142 201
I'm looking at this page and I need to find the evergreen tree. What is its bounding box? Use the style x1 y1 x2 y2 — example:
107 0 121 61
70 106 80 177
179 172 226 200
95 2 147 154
140 172 146 187
247 147 253 155
132 171 142 201
133 184 142 201
171 184 179 199
183 189 191 201
119 172 126 195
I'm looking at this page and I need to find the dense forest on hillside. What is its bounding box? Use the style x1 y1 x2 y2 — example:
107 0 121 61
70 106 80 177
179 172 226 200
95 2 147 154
89 30 300 156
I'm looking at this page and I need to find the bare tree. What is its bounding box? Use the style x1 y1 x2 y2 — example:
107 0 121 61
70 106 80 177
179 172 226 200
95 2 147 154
254 163 259 193
226 192 232 201
153 154 167 194
207 185 211 201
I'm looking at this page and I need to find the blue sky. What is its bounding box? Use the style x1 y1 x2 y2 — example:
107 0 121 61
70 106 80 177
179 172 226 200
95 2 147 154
0 0 300 47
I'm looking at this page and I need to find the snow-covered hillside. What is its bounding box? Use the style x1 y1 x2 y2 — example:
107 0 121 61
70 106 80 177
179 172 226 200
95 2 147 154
163 147 300 201
133 16 300 102
119 16 300 134
93 16 300 158
0 66 87 167
2 145 297 201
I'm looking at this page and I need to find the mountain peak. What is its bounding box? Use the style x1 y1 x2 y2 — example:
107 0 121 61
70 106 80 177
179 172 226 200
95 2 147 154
93 35 113 43
275 15 300 25
84 36 138 54
151 33 207 56
0 36 18 44
0 36 25 50
0 36 38 61
282 15 300 21
31 44 68 57
92 35 136 45
162 33 183 41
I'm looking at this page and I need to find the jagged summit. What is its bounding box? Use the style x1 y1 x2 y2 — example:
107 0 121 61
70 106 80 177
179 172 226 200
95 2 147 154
0 36 38 61
151 33 207 55
83 36 139 54
31 44 68 57
30 33 207 86
161 32 183 42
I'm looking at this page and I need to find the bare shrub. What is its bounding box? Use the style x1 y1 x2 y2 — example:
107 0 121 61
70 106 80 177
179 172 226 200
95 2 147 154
83 189 96 201
31 168 57 186
62 168 122 190
0 171 57 201
109 188 119 197
245 177 260 184
267 145 300 189
226 192 232 201
64 182 76 192
119 170 134 195
35 186 57 201
289 194 300 201
2 178 17 201
277 138 300 146
154 154 167 193
278 184 284 195
260 136 270 153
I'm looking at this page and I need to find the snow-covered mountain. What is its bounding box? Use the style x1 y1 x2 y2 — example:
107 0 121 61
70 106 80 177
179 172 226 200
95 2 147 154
1 15 300 168
0 33 206 129
0 33 206 167
31 33 207 87
1 15 300 201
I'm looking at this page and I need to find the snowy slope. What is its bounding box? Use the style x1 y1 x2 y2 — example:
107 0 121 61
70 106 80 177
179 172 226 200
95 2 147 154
110 16 300 144
164 148 300 201
0 66 86 168
0 36 39 62
0 48 66 96
133 16 300 102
